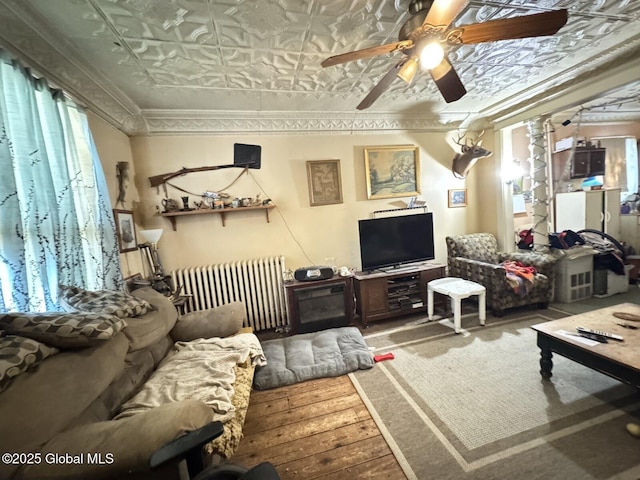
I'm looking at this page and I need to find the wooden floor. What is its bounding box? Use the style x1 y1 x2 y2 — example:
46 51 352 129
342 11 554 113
232 374 408 479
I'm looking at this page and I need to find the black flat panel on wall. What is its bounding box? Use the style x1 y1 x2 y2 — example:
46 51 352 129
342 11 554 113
234 143 261 169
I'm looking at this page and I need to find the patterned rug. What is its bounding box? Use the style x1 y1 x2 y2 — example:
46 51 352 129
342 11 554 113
350 309 640 480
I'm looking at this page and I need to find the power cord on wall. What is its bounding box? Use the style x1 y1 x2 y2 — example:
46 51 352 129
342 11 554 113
247 171 315 265
554 108 584 196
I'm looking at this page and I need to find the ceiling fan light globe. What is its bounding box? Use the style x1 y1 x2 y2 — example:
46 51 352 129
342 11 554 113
397 57 419 83
420 42 445 70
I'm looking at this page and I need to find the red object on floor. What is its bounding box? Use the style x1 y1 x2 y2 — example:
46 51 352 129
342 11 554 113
374 352 394 362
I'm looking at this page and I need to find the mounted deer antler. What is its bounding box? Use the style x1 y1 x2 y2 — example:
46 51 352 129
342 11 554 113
451 130 492 179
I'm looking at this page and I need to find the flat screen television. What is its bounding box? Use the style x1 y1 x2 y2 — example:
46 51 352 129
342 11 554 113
358 213 435 271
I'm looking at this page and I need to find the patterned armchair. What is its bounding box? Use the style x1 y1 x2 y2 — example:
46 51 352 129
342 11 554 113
445 233 556 316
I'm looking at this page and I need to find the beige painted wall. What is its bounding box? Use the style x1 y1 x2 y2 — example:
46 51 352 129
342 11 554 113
87 112 146 279
124 131 495 273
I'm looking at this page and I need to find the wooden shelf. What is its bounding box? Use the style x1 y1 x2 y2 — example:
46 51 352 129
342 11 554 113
158 204 275 231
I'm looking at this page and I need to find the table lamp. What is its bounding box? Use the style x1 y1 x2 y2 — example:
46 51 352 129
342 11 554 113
138 229 172 295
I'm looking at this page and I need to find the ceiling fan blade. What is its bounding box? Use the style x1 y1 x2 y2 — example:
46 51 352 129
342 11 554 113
429 58 466 103
321 40 413 67
456 9 568 45
356 61 405 110
422 0 469 29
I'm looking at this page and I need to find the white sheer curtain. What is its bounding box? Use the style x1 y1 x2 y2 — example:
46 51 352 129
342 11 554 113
624 137 638 195
596 136 639 199
0 49 122 312
599 137 627 191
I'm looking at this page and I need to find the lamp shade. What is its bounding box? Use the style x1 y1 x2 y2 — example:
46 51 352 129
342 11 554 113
139 229 163 244
397 57 419 84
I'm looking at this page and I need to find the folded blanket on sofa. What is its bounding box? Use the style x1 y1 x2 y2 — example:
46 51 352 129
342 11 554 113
502 260 536 296
115 333 266 422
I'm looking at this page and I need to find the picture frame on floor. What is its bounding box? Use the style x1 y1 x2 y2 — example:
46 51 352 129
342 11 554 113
124 273 147 293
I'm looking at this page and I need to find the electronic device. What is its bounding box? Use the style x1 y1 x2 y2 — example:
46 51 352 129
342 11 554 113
569 332 608 343
358 213 435 271
233 143 261 169
576 326 623 341
294 266 334 282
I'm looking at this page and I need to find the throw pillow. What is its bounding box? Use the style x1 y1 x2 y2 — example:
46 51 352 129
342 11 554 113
0 335 58 392
59 285 152 318
170 301 246 341
0 312 126 348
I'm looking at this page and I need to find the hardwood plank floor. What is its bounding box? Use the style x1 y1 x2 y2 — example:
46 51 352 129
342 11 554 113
233 375 408 480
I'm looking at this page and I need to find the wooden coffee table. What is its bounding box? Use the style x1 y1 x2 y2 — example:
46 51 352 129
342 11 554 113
531 303 640 387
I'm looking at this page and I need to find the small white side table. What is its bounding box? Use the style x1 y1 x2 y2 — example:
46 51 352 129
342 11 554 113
427 277 486 334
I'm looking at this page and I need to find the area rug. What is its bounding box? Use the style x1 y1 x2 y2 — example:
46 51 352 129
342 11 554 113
350 311 640 480
253 326 374 390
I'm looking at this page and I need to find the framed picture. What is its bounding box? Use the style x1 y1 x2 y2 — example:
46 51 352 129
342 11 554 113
448 189 467 208
113 209 138 252
364 145 420 199
306 159 343 206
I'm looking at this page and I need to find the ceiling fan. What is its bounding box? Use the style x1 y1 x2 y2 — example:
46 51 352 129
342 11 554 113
321 0 568 109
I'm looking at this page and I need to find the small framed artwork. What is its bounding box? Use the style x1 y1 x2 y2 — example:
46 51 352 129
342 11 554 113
113 209 138 252
306 159 343 206
448 189 467 208
364 145 420 200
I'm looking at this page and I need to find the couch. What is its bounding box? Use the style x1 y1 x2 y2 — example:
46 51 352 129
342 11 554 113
446 233 556 316
0 287 262 480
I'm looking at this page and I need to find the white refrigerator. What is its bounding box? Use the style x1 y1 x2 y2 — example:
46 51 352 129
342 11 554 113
554 189 620 237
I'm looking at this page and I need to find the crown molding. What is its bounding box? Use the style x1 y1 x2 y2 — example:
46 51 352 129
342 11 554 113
136 110 465 136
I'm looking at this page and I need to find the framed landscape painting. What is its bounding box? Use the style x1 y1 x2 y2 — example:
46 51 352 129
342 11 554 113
306 159 343 206
364 145 420 200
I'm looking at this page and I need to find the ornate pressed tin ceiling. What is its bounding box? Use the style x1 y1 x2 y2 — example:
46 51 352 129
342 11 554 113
0 0 638 135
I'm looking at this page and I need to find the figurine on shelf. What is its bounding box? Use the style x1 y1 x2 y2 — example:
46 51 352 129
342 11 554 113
180 196 194 211
162 198 180 212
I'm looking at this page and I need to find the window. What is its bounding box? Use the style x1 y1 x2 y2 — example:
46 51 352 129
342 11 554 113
0 49 121 312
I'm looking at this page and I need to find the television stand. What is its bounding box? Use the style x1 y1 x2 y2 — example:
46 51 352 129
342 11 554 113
353 263 445 326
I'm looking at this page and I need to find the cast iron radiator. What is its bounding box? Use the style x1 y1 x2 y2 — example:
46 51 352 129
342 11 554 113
171 255 287 331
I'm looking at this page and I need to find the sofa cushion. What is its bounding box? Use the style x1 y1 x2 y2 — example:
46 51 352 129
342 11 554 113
18 400 214 480
124 288 178 351
0 334 58 392
170 301 246 341
0 311 127 348
59 285 152 319
0 332 129 480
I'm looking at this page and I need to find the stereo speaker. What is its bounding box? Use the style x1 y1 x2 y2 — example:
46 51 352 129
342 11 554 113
294 266 334 282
